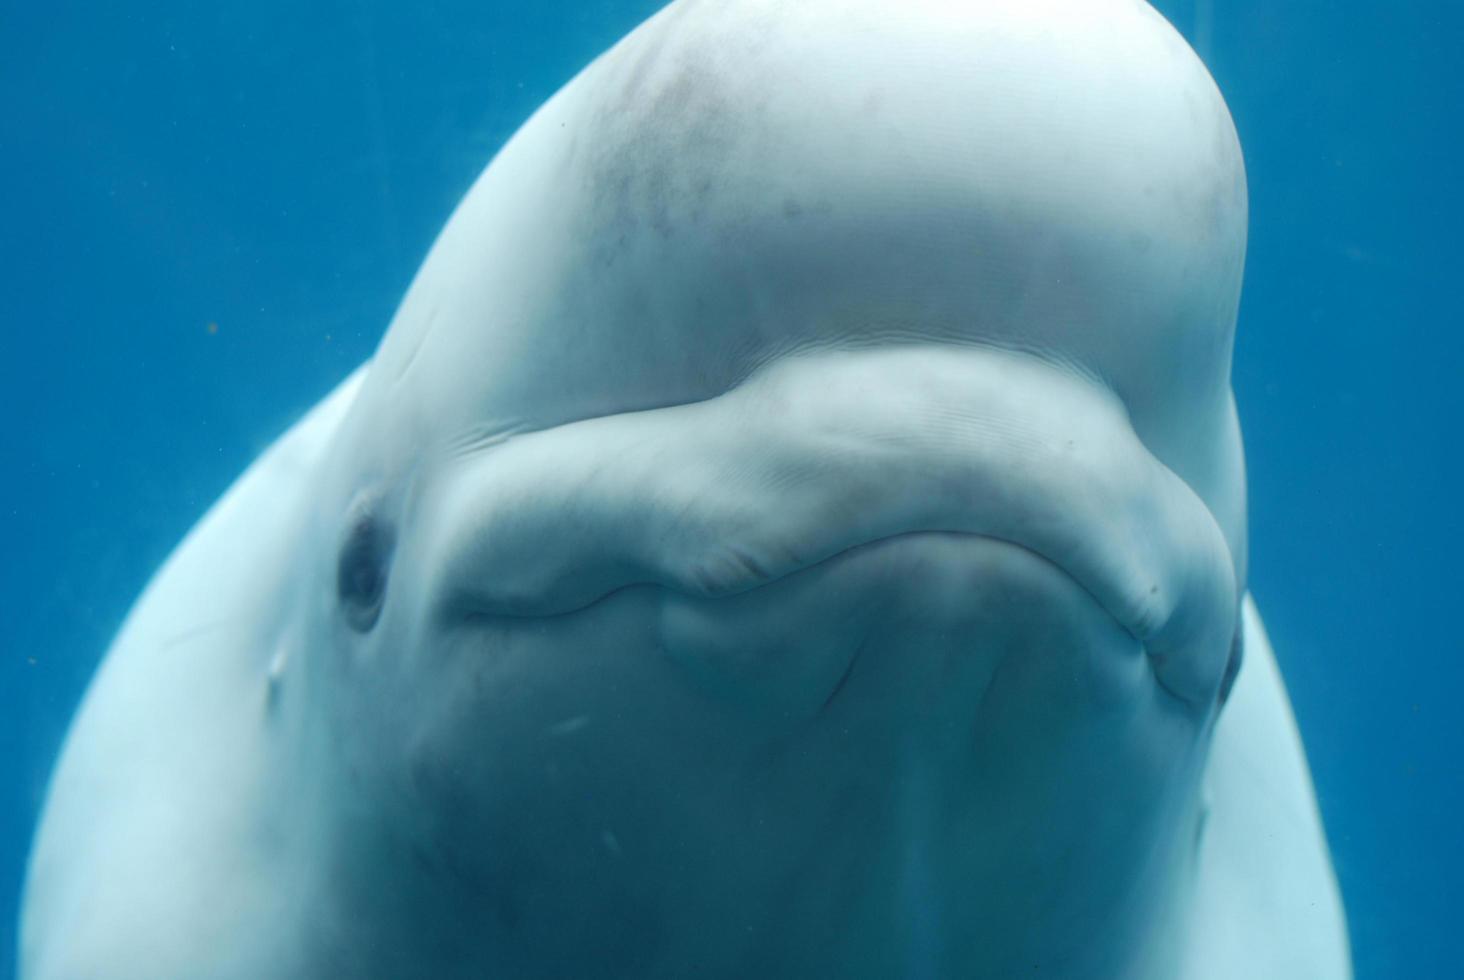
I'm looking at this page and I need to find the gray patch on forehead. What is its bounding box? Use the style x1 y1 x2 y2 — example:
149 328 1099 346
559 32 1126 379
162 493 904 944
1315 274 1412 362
578 2 786 267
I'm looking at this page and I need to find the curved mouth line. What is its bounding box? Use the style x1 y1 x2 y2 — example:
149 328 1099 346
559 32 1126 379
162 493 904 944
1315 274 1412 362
453 527 1205 719
457 527 1089 620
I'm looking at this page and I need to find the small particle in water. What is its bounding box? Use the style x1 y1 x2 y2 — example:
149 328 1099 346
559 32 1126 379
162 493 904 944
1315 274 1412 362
206 322 219 335
27 657 37 666
548 715 591 736
601 829 622 856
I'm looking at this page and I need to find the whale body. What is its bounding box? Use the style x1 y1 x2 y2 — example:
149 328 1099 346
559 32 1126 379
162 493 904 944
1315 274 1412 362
21 1 1350 977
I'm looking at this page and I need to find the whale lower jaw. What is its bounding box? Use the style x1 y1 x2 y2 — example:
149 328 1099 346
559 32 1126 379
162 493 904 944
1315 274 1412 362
394 521 1211 980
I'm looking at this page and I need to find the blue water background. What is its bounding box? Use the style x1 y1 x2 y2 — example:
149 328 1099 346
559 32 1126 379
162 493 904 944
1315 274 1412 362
2 2 1458 976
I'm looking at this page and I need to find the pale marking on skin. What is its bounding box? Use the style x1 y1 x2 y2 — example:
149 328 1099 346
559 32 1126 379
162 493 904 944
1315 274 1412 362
154 618 238 654
392 307 441 385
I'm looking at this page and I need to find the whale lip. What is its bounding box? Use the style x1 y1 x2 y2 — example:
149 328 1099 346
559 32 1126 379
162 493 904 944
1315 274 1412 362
444 524 1130 730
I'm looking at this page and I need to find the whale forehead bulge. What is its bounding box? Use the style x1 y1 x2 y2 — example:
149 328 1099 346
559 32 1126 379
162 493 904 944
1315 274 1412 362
342 0 1246 501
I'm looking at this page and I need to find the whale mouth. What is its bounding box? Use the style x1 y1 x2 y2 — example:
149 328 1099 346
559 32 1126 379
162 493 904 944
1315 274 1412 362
424 343 1238 709
654 524 1144 724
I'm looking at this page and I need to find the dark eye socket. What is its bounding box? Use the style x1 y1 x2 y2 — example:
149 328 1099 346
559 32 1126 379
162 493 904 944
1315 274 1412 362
338 510 394 632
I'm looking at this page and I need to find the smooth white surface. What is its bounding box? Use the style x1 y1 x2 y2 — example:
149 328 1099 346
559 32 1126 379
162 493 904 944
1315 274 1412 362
1182 598 1353 978
21 1 1349 976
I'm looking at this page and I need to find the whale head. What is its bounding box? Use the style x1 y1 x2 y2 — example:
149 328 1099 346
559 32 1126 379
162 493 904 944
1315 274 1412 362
291 0 1248 975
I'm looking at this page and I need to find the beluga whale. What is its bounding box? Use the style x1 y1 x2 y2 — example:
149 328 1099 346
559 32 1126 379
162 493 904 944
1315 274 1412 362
20 0 1351 976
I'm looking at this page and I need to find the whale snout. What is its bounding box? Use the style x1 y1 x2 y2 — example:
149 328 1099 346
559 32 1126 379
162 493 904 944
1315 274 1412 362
421 344 1238 716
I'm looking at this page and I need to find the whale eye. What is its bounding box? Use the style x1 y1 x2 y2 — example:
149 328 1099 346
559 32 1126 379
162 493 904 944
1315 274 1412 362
338 508 394 632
